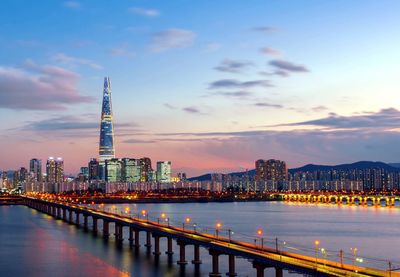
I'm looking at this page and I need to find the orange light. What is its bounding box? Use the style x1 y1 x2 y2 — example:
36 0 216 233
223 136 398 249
185 217 191 223
161 213 166 219
315 240 320 246
216 222 222 229
257 229 263 236
141 209 147 215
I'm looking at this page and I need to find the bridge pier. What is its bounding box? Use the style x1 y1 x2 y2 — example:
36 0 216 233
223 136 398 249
226 254 237 276
209 249 222 277
145 231 152 250
68 210 73 224
83 215 88 231
275 267 283 277
128 227 134 247
176 240 188 265
103 220 110 239
62 208 67 221
92 217 98 234
114 223 123 244
75 212 80 226
152 234 161 256
133 229 140 247
165 237 173 255
191 244 202 265
252 262 267 277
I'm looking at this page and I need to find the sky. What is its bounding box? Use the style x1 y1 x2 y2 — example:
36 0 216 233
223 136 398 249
1 0 400 176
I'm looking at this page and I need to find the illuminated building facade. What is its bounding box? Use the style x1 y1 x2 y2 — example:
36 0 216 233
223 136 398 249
29 158 42 182
121 158 141 182
255 159 287 182
88 158 100 181
105 159 121 182
156 161 172 183
139 157 152 182
99 77 115 163
46 157 64 184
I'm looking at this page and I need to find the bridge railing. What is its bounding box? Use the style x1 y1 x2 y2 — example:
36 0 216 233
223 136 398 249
77 203 399 273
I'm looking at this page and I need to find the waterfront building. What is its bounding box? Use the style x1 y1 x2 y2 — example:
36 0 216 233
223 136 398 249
19 167 28 183
80 167 89 178
29 158 42 182
139 157 152 182
156 161 172 183
255 159 287 182
46 157 64 184
121 158 141 182
105 159 122 182
99 77 115 163
88 158 100 181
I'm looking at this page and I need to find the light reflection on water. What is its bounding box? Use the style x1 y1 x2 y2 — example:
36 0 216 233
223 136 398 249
0 202 399 277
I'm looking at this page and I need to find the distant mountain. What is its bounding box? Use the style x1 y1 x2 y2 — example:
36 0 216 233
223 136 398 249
388 163 400 168
188 161 400 181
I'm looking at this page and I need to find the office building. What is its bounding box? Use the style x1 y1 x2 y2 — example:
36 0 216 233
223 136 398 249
99 77 115 163
121 158 141 182
29 158 42 182
156 161 172 183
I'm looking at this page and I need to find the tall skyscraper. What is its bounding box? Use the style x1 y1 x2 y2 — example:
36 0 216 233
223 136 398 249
156 161 172 183
139 157 152 182
121 158 141 182
105 159 122 182
46 157 64 184
88 158 100 181
29 158 42 182
99 77 115 163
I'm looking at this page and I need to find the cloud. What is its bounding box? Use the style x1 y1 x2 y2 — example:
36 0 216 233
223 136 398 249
52 53 102 69
123 139 156 144
110 45 135 58
214 59 253 73
23 116 98 131
254 102 283 109
311 106 329 113
164 103 177 109
182 106 204 114
128 7 160 17
269 59 309 73
252 26 279 33
280 108 400 129
260 47 281 56
213 91 252 97
0 60 93 110
149 28 196 52
63 1 81 9
208 79 272 90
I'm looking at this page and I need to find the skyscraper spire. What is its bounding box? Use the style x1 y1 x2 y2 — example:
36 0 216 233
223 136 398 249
99 77 115 162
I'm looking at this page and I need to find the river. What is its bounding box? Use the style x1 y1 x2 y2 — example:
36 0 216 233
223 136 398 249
0 202 399 276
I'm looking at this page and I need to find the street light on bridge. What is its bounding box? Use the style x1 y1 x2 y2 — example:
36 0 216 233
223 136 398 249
257 229 264 249
216 222 222 238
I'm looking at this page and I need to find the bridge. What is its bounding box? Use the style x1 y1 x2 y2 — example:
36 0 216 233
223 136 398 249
278 193 400 207
22 196 398 277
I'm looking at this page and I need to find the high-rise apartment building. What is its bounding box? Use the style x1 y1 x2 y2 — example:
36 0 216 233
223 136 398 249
121 158 141 182
88 158 100 181
255 159 287 182
46 157 64 184
156 161 172 183
99 77 115 163
29 158 42 182
139 157 152 182
105 158 121 182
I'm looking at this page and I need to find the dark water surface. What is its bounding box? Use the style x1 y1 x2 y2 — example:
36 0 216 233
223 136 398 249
0 202 399 276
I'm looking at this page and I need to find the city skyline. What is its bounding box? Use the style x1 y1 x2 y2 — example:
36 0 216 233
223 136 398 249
1 1 400 175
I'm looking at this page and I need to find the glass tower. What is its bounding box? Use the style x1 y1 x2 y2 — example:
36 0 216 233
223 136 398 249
99 77 115 162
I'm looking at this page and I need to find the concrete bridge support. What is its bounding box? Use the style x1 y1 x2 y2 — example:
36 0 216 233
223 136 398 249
209 249 222 277
75 212 80 226
62 208 67 221
226 254 237 276
114 224 123 244
152 234 161 256
83 215 88 231
191 244 202 265
176 240 188 265
68 210 73 224
165 237 174 256
128 227 134 247
92 217 98 234
253 262 266 277
275 267 283 277
134 229 140 248
103 220 110 239
145 231 152 250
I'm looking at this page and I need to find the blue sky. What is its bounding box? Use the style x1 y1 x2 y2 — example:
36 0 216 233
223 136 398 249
1 0 400 175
